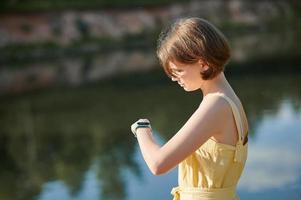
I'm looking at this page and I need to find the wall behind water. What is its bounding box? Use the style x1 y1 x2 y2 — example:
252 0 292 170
0 0 300 95
0 0 299 46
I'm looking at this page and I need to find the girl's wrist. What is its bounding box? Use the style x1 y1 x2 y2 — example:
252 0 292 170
136 127 152 137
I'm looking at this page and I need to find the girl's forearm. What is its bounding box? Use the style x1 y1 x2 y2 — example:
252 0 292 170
136 128 162 175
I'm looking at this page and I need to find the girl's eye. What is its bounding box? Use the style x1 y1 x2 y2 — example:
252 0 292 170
171 72 177 77
171 70 182 78
173 69 183 73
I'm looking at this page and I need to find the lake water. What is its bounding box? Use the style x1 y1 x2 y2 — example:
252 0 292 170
0 72 300 200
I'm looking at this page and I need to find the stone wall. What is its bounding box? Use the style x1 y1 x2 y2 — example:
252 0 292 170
0 0 296 47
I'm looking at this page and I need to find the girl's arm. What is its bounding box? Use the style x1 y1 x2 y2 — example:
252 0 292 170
135 94 230 175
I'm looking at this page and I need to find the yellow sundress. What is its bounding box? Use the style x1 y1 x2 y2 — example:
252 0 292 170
171 93 248 200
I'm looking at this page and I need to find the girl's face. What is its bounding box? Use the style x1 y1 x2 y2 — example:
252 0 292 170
169 60 207 92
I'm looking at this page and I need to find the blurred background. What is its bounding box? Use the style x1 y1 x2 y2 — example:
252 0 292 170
0 0 301 200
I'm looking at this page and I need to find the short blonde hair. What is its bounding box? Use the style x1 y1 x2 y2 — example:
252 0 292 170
157 17 231 80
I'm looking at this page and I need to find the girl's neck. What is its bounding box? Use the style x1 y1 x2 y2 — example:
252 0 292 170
201 72 230 96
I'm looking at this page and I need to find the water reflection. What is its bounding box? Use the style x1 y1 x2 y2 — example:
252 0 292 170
239 100 301 191
38 162 101 200
0 73 301 200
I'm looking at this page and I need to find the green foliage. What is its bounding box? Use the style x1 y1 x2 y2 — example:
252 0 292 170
0 0 186 12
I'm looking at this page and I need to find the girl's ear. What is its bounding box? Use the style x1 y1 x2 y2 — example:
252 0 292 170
198 59 210 71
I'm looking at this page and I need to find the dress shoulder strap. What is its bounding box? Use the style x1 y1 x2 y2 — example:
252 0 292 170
205 92 248 163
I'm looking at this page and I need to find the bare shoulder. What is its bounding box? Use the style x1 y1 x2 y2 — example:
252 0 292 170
195 94 232 132
202 92 249 140
201 93 231 114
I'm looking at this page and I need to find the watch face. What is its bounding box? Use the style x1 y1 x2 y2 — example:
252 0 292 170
137 122 150 126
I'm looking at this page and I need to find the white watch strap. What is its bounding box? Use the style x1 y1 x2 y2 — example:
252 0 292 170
131 119 151 137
